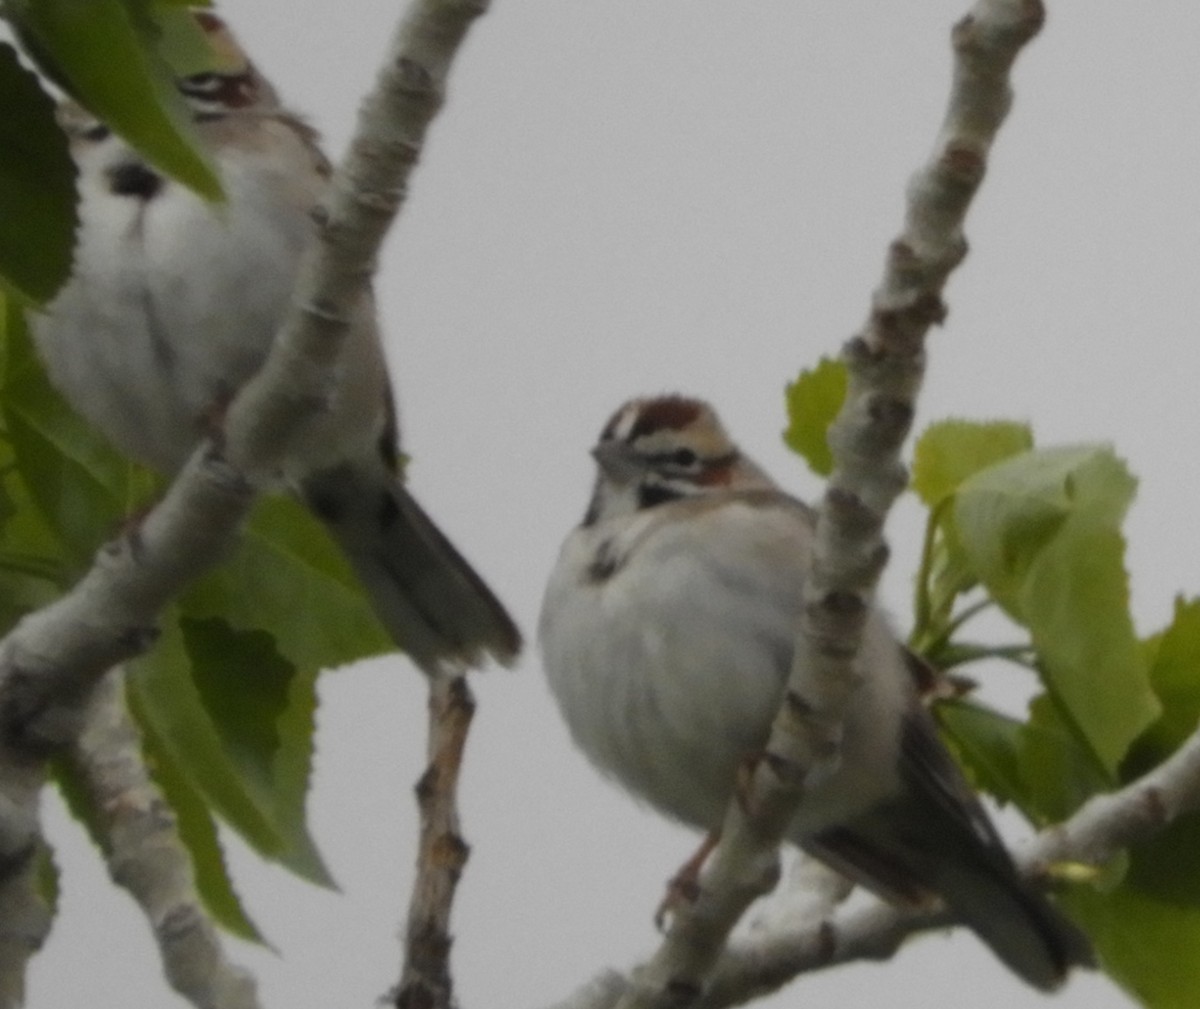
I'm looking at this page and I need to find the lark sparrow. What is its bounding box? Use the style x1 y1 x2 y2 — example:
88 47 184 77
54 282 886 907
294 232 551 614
30 12 520 673
539 395 1090 990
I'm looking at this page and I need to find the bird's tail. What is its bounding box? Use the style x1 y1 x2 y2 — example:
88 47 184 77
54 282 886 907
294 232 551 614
301 463 521 674
930 854 1093 991
802 702 1092 990
806 819 1091 990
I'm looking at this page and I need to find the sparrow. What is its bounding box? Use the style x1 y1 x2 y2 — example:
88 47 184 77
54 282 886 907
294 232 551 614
538 394 1091 990
30 11 520 673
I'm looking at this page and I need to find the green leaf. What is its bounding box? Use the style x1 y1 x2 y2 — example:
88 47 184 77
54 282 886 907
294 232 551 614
954 445 1159 773
910 423 1033 653
783 357 847 476
50 695 260 941
0 302 68 632
936 693 1113 828
1017 694 1113 824
127 618 332 886
150 4 221 78
951 448 1079 611
0 42 77 305
936 699 1027 809
2 308 139 564
1042 590 1200 1005
1124 813 1200 909
138 705 265 942
182 616 328 884
11 0 221 199
1065 883 1200 1009
182 496 392 674
1127 597 1200 778
911 419 1033 507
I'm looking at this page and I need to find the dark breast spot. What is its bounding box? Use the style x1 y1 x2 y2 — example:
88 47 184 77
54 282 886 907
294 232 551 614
586 539 620 583
108 162 163 201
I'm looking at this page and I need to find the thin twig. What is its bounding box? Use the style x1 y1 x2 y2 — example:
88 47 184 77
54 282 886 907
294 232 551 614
390 673 475 1009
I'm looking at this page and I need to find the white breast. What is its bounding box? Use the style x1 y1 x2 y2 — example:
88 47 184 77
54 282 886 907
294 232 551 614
539 494 911 839
31 119 386 477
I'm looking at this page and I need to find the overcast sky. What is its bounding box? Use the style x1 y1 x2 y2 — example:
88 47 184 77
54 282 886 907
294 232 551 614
28 2 1200 1006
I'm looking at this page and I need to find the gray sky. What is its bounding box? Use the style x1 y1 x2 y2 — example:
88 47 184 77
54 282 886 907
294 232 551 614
30 1 1200 1006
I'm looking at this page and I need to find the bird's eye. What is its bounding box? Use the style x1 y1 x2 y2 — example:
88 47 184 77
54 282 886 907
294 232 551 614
670 448 698 467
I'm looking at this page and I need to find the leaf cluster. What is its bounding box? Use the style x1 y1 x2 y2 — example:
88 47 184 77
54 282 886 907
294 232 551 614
0 302 392 941
788 359 1200 1008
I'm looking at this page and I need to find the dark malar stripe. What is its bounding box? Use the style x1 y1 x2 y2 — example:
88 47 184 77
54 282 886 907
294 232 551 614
638 483 686 510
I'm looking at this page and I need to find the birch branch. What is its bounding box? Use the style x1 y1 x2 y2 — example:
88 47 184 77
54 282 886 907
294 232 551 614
546 710 1200 1009
390 673 474 1009
223 0 492 475
612 2 1045 1006
0 0 491 997
0 772 48 1009
63 671 259 1009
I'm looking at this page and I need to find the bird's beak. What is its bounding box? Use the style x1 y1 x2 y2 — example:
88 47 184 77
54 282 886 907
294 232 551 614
591 441 643 483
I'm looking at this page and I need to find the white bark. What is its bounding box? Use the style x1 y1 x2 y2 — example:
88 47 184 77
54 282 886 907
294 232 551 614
545 712 1200 1009
0 0 491 1001
67 672 260 1009
610 2 1046 1006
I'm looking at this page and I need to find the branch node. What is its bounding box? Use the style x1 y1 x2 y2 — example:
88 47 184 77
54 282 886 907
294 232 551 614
940 143 987 187
393 56 441 103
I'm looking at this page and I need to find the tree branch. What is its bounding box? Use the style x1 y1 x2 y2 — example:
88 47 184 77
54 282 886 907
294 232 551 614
0 769 49 1009
609 2 1045 1006
64 672 260 1009
390 673 474 1009
222 0 492 476
0 0 492 998
544 707 1200 1009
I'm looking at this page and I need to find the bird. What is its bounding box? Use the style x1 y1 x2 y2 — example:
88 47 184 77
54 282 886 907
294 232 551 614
30 11 520 674
538 393 1091 990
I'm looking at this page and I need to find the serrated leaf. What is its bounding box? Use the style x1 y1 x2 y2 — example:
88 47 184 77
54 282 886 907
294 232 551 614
182 616 329 884
783 357 847 476
186 618 295 795
127 618 332 886
911 419 1032 507
138 706 265 942
954 446 1159 773
1127 597 1200 779
50 701 259 942
182 496 392 673
2 309 139 563
1022 525 1156 773
951 447 1082 610
0 42 77 305
0 304 68 631
11 0 221 199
